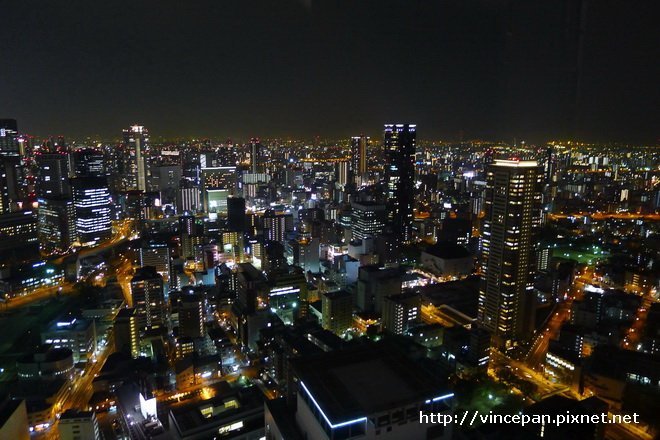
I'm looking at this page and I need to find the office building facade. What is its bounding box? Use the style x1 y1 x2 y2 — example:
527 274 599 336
478 159 543 348
71 177 112 247
384 124 416 243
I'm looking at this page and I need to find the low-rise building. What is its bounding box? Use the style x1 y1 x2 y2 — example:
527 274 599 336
41 317 97 363
168 385 264 440
16 346 74 382
420 242 473 278
266 343 454 440
58 409 101 440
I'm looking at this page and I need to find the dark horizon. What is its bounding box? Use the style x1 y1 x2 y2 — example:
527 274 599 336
1 0 658 144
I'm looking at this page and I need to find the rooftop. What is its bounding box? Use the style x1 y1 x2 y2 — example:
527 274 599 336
43 317 93 333
0 397 24 430
169 386 264 438
291 343 451 424
423 242 471 259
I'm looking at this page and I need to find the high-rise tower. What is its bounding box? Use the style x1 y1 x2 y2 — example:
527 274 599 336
73 148 105 178
71 177 112 247
131 266 167 331
36 151 71 198
478 159 543 348
350 135 369 185
0 119 19 156
250 138 262 174
384 124 416 243
122 125 149 191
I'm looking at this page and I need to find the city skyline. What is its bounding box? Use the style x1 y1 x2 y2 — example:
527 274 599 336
0 2 658 439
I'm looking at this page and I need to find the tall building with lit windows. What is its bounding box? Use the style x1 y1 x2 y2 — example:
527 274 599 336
350 135 369 185
478 159 543 348
201 166 237 215
382 291 420 335
114 308 139 359
0 157 21 214
131 266 167 331
139 239 172 285
250 138 263 173
178 293 204 338
0 119 19 156
122 125 149 191
73 148 105 177
350 200 386 241
37 197 76 254
263 209 292 244
71 177 112 247
321 290 353 336
335 160 350 190
384 124 416 243
35 151 71 198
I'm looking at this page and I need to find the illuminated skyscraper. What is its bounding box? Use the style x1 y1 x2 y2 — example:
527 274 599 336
131 266 167 330
0 119 19 156
263 209 292 244
0 157 21 214
122 125 149 191
478 159 543 348
322 290 353 336
335 160 350 189
201 166 237 214
73 148 105 177
114 308 139 359
178 292 204 338
384 124 416 243
250 138 263 173
71 177 112 247
350 200 386 241
350 135 369 185
35 151 71 198
139 239 173 285
37 197 76 254
0 210 39 260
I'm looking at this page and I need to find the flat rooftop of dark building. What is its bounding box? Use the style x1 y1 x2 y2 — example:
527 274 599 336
423 242 471 259
323 289 351 300
436 305 475 327
418 276 479 318
11 378 67 400
588 345 660 379
265 398 305 440
169 386 264 436
306 328 345 351
60 409 94 420
131 265 161 281
237 263 265 282
44 317 93 333
526 395 607 416
0 397 24 429
291 343 451 424
17 346 72 364
351 200 384 207
359 264 401 275
116 307 136 318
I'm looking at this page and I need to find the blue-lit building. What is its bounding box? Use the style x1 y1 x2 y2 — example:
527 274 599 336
41 318 97 363
71 177 112 247
266 344 454 440
0 260 62 299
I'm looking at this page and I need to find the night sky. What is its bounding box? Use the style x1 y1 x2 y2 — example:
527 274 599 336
1 0 657 143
